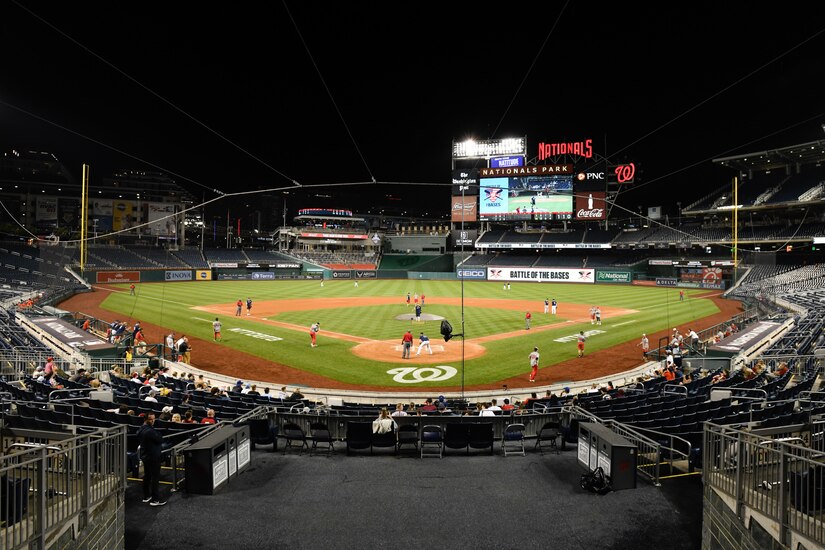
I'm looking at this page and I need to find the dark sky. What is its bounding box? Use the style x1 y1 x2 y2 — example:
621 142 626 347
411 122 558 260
2 2 825 220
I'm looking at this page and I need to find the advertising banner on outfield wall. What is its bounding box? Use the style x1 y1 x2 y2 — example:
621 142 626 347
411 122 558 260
332 270 351 279
196 270 212 281
656 278 677 287
457 269 486 279
96 271 140 284
251 272 275 280
596 270 631 283
216 273 248 280
487 267 594 283
165 270 192 281
354 270 376 279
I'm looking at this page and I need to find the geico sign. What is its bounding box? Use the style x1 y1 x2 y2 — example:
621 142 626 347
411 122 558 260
457 270 485 278
577 208 604 218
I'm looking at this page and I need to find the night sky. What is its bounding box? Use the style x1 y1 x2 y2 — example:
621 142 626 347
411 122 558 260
2 2 825 220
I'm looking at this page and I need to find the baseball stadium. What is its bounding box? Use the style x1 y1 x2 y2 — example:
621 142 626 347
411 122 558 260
3 133 825 550
2 6 825 550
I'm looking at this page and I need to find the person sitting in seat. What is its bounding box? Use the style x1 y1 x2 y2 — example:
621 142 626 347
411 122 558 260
372 408 396 434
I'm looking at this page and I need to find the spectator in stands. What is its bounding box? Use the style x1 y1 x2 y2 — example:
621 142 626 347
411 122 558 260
182 410 195 424
523 392 539 409
138 413 166 506
124 346 133 362
69 368 92 385
43 357 55 379
766 361 788 379
262 387 272 399
501 398 516 411
144 390 159 403
277 386 289 400
233 380 244 393
211 387 230 400
171 413 182 423
82 318 91 332
420 398 437 413
289 388 305 401
241 384 252 394
391 403 408 417
200 409 217 424
711 370 728 384
480 403 495 417
488 399 502 412
372 408 397 434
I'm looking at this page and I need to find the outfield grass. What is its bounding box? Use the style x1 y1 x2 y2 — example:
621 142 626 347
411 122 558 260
97 279 719 387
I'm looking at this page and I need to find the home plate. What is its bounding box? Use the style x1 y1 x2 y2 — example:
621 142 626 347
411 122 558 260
394 344 445 352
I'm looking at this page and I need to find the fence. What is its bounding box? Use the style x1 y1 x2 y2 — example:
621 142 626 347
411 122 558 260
703 422 825 548
0 425 126 550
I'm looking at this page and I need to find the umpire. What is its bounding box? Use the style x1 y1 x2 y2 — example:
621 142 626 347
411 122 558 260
138 412 166 506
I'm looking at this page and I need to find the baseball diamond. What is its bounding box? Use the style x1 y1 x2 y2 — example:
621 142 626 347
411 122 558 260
58 279 741 392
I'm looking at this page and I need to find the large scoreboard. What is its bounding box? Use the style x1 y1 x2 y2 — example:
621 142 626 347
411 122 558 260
478 165 574 221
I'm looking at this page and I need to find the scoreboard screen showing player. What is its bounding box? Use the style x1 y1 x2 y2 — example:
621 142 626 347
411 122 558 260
479 174 574 221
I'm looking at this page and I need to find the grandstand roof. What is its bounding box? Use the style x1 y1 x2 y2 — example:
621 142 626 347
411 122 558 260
714 139 825 173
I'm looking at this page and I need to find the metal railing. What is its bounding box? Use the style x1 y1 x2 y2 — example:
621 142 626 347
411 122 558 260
704 422 825 548
0 425 126 550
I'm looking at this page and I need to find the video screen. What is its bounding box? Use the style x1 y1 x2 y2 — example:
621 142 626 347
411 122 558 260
479 175 573 221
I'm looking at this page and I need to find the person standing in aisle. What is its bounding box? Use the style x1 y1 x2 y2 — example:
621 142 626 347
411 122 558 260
138 413 166 506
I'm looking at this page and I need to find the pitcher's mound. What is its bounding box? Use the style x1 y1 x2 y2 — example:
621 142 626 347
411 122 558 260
393 313 444 321
351 339 486 363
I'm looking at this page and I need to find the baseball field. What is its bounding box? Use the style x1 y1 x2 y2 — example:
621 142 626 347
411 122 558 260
59 279 739 391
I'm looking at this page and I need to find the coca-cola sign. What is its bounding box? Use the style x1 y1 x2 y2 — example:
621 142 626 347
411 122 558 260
577 208 604 218
575 191 606 220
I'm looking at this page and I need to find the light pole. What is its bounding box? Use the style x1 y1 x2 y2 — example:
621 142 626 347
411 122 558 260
460 185 466 402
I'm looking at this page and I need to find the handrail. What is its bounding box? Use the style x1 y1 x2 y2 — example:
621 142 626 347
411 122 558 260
711 386 767 401
662 384 687 397
48 387 97 401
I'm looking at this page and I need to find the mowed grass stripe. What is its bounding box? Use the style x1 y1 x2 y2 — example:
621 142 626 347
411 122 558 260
96 280 720 387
